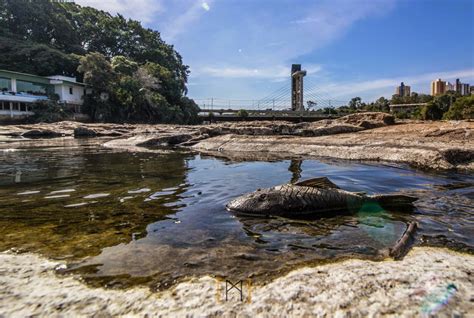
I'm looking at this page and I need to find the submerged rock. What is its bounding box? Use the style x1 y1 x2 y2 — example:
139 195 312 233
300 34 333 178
21 129 63 138
74 127 97 137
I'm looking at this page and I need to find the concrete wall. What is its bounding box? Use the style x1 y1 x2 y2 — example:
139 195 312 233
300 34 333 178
54 84 84 105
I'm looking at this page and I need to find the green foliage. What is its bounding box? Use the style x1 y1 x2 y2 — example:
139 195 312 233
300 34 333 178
111 56 139 76
443 95 474 120
349 97 364 110
0 0 199 124
28 100 72 123
0 36 79 76
237 109 249 118
78 53 117 93
78 53 200 124
392 110 410 119
390 92 433 105
420 102 443 120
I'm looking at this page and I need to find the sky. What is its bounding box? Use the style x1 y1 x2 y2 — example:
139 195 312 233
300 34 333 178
75 0 474 106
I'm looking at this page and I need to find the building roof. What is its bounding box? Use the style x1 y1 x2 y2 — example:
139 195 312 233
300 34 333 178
0 69 86 86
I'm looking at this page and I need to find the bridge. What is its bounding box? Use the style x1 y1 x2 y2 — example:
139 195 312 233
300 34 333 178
195 64 348 122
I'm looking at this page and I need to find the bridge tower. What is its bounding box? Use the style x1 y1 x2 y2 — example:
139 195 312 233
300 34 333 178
291 64 307 112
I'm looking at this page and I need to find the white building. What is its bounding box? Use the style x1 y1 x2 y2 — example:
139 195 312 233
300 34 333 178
0 69 87 119
47 75 87 105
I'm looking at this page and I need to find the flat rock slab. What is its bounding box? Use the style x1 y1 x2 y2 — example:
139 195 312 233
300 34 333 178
193 121 474 170
0 247 472 317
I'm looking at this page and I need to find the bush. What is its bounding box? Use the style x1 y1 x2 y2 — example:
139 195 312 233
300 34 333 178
237 109 249 118
420 102 443 120
443 95 474 120
28 100 73 123
392 110 410 119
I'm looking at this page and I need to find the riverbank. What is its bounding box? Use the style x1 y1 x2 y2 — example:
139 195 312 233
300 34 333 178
1 247 472 317
0 114 472 170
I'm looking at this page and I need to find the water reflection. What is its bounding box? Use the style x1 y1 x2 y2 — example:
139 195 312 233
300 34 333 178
288 159 302 183
0 140 473 290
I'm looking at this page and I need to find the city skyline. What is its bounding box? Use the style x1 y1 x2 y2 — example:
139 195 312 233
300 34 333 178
75 0 474 102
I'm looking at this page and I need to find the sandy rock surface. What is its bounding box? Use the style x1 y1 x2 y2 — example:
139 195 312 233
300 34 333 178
193 121 474 170
0 247 472 317
1 114 473 170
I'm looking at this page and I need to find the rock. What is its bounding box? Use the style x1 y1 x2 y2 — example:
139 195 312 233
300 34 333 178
21 129 63 138
74 127 97 137
0 247 472 317
192 121 474 170
136 134 194 147
335 112 395 128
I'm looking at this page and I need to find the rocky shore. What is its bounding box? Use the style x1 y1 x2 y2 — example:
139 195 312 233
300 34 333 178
0 113 472 170
1 247 472 317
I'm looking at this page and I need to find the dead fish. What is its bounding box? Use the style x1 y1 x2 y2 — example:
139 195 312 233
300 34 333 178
226 177 418 217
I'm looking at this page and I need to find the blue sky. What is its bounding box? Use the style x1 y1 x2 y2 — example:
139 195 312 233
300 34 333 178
76 0 474 105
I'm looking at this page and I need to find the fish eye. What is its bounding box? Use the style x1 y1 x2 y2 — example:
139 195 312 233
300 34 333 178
259 194 267 200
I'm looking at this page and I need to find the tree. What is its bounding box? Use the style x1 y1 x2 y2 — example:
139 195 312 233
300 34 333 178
111 56 138 76
374 97 390 112
443 95 474 120
349 97 363 110
78 53 117 121
1 0 199 124
237 109 249 118
420 102 443 120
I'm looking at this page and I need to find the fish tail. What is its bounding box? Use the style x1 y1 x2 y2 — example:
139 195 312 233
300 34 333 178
368 194 418 210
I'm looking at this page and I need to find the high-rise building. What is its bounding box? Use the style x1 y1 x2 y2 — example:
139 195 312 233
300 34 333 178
431 79 446 96
455 78 462 94
461 83 470 96
395 82 411 97
446 82 454 92
470 86 474 95
454 78 471 96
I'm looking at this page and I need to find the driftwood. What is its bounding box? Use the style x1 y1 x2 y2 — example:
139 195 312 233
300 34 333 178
389 221 418 260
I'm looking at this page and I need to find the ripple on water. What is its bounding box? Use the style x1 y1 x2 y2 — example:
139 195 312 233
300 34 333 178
17 190 40 195
83 193 110 199
64 201 98 208
44 194 71 199
49 189 76 194
128 188 151 194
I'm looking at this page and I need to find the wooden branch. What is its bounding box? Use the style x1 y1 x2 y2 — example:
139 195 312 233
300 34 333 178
389 221 418 260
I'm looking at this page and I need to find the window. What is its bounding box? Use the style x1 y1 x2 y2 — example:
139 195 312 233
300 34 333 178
69 87 73 95
20 103 27 111
16 80 52 96
0 77 11 92
13 102 19 111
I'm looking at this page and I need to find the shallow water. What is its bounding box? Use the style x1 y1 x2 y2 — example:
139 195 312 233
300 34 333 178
0 139 473 289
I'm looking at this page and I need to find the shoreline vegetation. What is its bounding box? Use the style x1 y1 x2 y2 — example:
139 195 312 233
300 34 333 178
1 247 472 316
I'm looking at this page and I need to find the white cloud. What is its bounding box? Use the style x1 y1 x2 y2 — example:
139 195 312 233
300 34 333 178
194 64 322 79
74 0 162 23
161 0 213 41
201 2 210 11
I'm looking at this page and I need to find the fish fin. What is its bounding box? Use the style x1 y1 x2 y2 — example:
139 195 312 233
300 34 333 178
294 177 340 189
369 194 418 209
